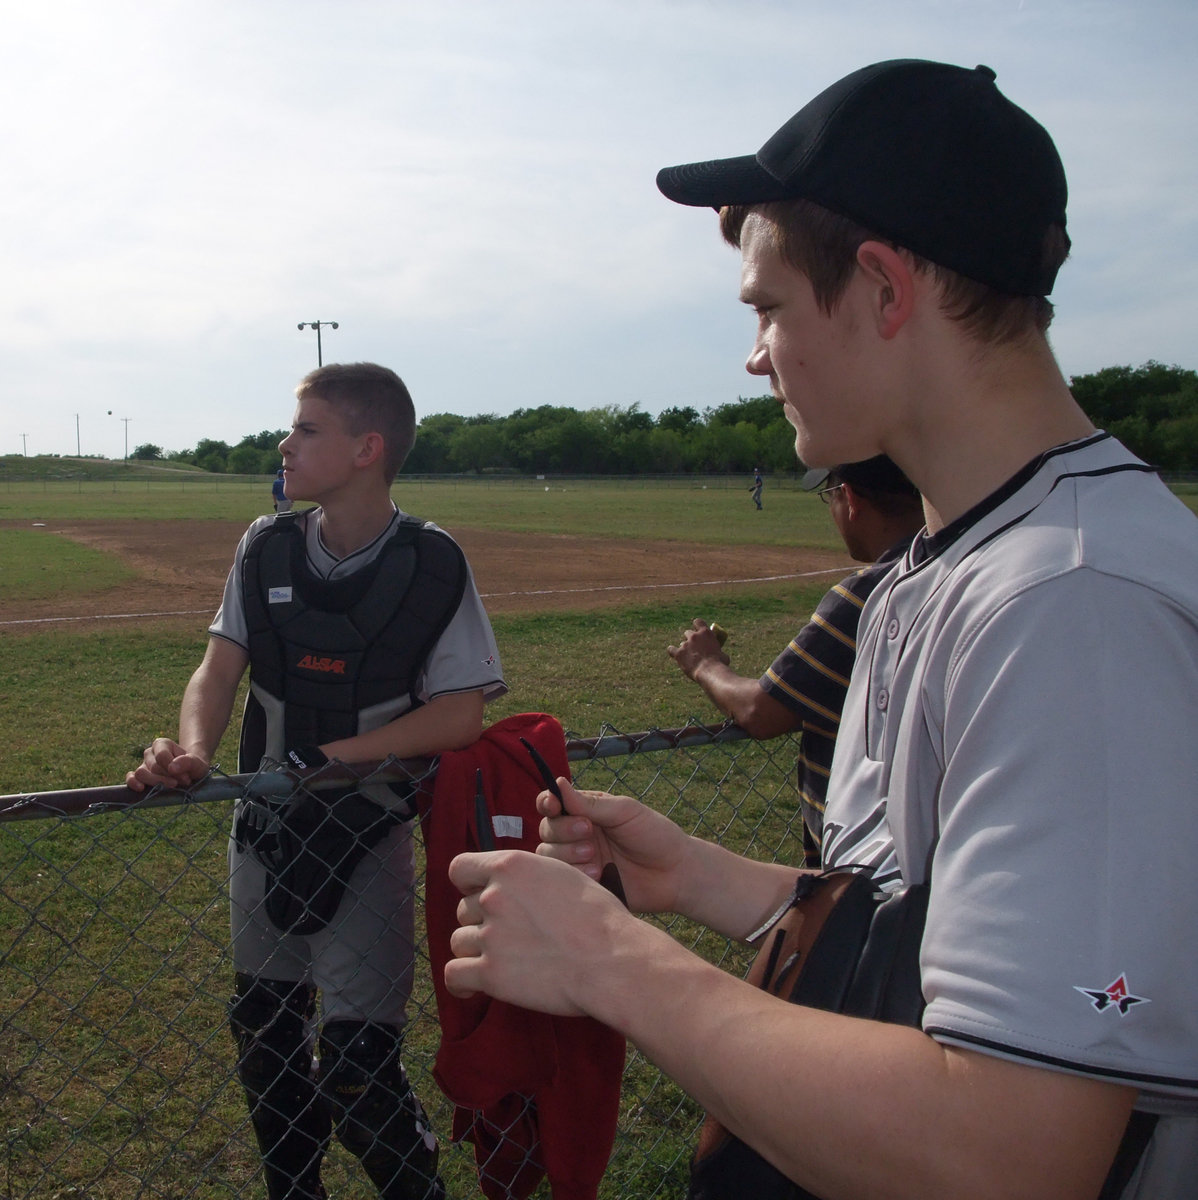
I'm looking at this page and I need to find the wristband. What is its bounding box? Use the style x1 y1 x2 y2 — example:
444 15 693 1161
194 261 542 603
285 744 329 771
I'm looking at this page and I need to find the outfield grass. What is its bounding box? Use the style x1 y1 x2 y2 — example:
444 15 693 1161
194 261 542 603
4 471 1193 545
0 474 844 550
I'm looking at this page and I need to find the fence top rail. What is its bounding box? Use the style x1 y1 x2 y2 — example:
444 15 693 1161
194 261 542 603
0 722 746 823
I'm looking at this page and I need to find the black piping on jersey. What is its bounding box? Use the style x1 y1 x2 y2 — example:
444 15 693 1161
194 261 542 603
910 430 1117 566
311 507 399 575
863 434 1157 749
924 1026 1198 1093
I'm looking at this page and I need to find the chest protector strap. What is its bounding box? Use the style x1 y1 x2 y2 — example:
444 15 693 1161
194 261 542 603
238 512 468 771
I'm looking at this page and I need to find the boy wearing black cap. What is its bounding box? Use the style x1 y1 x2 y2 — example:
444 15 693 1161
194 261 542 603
446 61 1198 1198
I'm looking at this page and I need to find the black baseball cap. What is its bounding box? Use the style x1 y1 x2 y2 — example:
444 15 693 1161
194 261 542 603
801 455 918 499
656 59 1069 296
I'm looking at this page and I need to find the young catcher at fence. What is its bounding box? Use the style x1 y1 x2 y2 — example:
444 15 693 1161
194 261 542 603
669 454 923 867
445 60 1198 1198
128 361 506 1200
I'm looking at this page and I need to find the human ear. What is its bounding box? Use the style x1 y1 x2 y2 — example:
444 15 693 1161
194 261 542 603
840 482 860 521
355 431 385 470
855 241 914 340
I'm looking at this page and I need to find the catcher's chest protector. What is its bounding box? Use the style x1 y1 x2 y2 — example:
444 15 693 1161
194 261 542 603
238 513 467 770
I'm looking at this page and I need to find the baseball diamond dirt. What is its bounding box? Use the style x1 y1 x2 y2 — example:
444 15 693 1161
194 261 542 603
0 520 854 630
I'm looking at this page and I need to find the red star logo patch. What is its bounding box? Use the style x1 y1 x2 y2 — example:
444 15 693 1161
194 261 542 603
1074 973 1150 1016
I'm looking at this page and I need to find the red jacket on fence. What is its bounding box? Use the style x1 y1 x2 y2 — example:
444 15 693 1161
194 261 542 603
418 712 626 1200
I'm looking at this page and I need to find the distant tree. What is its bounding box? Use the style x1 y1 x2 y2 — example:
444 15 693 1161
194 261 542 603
610 403 653 435
1069 362 1195 427
131 443 163 461
1159 414 1198 472
171 367 1198 478
406 413 466 474
1070 362 1198 469
689 420 759 473
243 429 288 452
503 406 583 474
646 426 687 473
657 405 700 435
760 416 800 473
448 419 509 473
226 444 264 475
598 404 654 473
221 431 286 476
194 438 231 474
705 395 779 432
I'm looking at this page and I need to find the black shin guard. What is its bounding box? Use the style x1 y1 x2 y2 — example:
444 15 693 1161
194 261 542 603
229 974 331 1200
318 1020 444 1200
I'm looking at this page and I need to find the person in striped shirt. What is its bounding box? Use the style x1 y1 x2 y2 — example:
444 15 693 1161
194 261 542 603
668 455 922 865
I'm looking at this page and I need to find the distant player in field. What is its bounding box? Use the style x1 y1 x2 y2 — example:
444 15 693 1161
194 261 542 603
129 362 506 1200
271 467 291 513
670 454 923 865
445 60 1198 1197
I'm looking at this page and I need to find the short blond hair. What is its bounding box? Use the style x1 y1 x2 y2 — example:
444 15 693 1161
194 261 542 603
296 362 416 483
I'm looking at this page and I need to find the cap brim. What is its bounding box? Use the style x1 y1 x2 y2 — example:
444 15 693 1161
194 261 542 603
800 468 830 491
656 154 792 208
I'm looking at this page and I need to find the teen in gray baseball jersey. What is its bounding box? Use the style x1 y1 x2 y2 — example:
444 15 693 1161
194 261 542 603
444 60 1197 1199
129 363 505 1200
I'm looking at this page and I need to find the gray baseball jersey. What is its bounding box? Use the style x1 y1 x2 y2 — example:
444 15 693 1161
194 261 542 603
825 433 1198 1196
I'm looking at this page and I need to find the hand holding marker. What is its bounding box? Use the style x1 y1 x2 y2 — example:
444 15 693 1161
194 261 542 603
520 737 628 907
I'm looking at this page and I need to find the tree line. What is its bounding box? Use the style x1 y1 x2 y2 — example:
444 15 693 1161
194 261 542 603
133 362 1198 476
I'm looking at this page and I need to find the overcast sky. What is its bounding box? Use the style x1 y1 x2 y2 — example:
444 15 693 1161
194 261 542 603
2 0 1195 460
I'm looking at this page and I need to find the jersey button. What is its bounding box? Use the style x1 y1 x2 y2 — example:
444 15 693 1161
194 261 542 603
877 688 890 711
886 618 900 639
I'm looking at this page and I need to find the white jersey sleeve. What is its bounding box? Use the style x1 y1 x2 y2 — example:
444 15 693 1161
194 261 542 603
208 516 270 650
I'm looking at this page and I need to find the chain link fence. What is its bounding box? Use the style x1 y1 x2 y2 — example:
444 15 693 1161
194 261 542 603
0 721 803 1199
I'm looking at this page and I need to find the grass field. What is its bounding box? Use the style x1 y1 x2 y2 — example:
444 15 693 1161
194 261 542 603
5 469 1191 534
0 527 136 603
0 472 844 549
0 474 830 1198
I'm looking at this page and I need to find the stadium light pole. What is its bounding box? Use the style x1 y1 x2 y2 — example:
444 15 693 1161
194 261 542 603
121 418 131 461
297 320 339 366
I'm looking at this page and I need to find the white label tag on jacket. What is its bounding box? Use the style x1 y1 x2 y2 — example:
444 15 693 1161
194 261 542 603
268 586 293 604
492 815 523 840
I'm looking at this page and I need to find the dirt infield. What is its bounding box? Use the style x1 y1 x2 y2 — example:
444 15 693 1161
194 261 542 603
2 520 854 630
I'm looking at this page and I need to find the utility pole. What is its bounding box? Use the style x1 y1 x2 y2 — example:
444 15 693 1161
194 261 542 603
121 418 131 461
74 413 81 457
20 433 28 456
297 320 339 367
